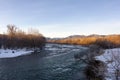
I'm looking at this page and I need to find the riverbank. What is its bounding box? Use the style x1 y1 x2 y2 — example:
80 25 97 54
96 48 120 80
0 49 33 58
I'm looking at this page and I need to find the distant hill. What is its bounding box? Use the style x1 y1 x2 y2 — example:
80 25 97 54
47 34 120 48
66 35 86 38
47 34 105 41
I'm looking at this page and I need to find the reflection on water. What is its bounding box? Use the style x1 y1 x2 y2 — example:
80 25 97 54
0 44 87 80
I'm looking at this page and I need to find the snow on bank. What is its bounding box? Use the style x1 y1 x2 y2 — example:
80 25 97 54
0 49 33 58
96 48 120 80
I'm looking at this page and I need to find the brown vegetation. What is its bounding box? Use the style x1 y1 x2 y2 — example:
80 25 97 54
48 35 120 49
0 24 46 50
84 60 106 80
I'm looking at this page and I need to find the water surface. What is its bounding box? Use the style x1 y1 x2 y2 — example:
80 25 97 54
0 44 87 80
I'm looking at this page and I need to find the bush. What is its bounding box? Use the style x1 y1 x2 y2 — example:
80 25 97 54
92 39 115 49
84 60 106 80
0 25 46 50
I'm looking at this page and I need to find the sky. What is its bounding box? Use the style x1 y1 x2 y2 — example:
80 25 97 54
0 0 120 38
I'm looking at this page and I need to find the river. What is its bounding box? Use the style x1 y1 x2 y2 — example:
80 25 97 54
0 43 87 80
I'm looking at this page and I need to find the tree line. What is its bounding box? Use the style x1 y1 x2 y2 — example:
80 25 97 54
48 35 120 49
0 25 46 50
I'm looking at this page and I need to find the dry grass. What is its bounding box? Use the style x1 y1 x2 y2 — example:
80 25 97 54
48 35 120 48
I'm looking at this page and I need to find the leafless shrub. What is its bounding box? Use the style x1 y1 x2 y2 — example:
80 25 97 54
0 25 46 50
84 60 106 80
92 39 115 49
74 45 106 80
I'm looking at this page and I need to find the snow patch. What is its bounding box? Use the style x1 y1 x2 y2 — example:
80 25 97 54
96 48 120 80
0 49 33 58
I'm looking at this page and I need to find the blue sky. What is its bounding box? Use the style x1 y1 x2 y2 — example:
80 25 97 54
0 0 120 37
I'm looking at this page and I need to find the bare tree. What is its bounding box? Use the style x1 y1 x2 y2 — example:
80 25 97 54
7 24 17 37
0 25 46 50
6 24 18 48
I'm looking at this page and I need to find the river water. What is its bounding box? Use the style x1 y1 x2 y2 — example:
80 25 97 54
0 44 87 80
